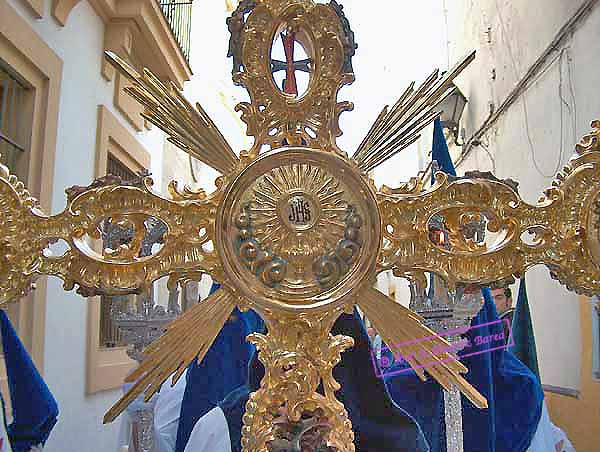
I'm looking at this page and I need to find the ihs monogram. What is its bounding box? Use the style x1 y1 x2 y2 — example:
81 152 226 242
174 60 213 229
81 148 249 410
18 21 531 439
288 197 312 226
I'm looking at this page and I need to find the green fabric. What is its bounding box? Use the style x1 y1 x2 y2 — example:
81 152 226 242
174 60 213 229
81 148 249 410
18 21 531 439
510 278 541 380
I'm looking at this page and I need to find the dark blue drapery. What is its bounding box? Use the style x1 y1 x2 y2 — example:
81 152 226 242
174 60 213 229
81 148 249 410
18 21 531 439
385 119 544 452
385 281 544 452
221 310 430 452
511 278 541 380
174 284 265 452
0 310 58 452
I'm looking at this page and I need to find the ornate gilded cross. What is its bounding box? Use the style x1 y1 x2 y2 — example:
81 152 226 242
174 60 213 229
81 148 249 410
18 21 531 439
1 1 600 450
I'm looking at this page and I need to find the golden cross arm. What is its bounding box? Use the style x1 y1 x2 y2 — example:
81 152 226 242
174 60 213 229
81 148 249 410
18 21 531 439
378 121 600 297
0 170 222 303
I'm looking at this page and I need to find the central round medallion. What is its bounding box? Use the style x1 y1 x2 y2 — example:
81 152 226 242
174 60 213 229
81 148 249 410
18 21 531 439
216 147 381 310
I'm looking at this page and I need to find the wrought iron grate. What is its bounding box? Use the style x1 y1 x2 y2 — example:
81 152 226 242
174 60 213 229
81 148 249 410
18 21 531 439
0 66 27 176
107 154 137 181
159 0 193 64
100 154 138 348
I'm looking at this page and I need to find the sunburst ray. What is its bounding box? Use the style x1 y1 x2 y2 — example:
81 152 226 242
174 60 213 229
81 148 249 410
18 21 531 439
356 286 487 409
105 51 239 175
353 51 476 172
103 287 237 423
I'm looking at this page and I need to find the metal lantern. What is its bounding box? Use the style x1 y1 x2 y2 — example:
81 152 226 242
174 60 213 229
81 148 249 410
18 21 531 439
439 84 468 145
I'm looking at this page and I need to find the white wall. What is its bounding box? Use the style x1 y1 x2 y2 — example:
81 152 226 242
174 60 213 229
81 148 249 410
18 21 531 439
445 0 600 390
336 0 447 189
6 0 166 450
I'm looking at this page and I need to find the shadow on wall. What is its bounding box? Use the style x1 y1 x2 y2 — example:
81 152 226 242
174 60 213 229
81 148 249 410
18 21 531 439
545 296 600 452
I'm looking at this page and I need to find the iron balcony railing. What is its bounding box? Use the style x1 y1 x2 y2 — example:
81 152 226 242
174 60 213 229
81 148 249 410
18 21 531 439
159 0 193 64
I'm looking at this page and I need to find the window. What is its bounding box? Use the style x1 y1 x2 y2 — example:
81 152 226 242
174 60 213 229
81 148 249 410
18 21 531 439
0 66 28 179
0 2 62 396
99 154 138 348
0 67 31 341
87 106 152 393
107 153 136 181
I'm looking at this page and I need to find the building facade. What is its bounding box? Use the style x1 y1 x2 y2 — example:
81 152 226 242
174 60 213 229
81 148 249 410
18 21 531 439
443 0 600 449
0 0 192 450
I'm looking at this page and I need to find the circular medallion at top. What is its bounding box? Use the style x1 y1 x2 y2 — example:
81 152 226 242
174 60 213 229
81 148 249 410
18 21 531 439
216 147 381 310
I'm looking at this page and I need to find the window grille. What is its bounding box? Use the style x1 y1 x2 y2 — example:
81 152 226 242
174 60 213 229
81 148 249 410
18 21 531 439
0 66 29 338
0 66 27 176
107 154 136 181
99 154 138 348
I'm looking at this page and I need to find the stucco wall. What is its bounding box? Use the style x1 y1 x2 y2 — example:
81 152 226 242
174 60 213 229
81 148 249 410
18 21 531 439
5 0 165 450
544 297 600 451
445 0 600 393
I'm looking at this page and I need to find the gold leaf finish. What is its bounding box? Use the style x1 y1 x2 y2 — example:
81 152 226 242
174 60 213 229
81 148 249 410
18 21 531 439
353 51 475 172
216 147 381 311
104 287 237 423
0 169 223 303
234 0 354 157
105 52 239 175
0 163 46 302
2 1 600 450
242 306 355 452
378 124 600 295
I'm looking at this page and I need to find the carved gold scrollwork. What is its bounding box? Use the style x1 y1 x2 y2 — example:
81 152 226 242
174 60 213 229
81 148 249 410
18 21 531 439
378 121 600 296
235 0 354 157
4 0 600 449
0 165 46 302
242 306 355 452
0 166 222 303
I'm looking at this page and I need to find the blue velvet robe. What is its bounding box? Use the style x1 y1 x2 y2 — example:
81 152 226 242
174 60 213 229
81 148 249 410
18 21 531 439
385 289 544 452
220 310 430 452
174 284 265 452
389 117 543 451
0 310 58 452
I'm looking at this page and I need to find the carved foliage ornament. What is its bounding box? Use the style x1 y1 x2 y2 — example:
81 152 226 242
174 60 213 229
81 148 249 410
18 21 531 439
1 1 600 451
231 0 355 156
